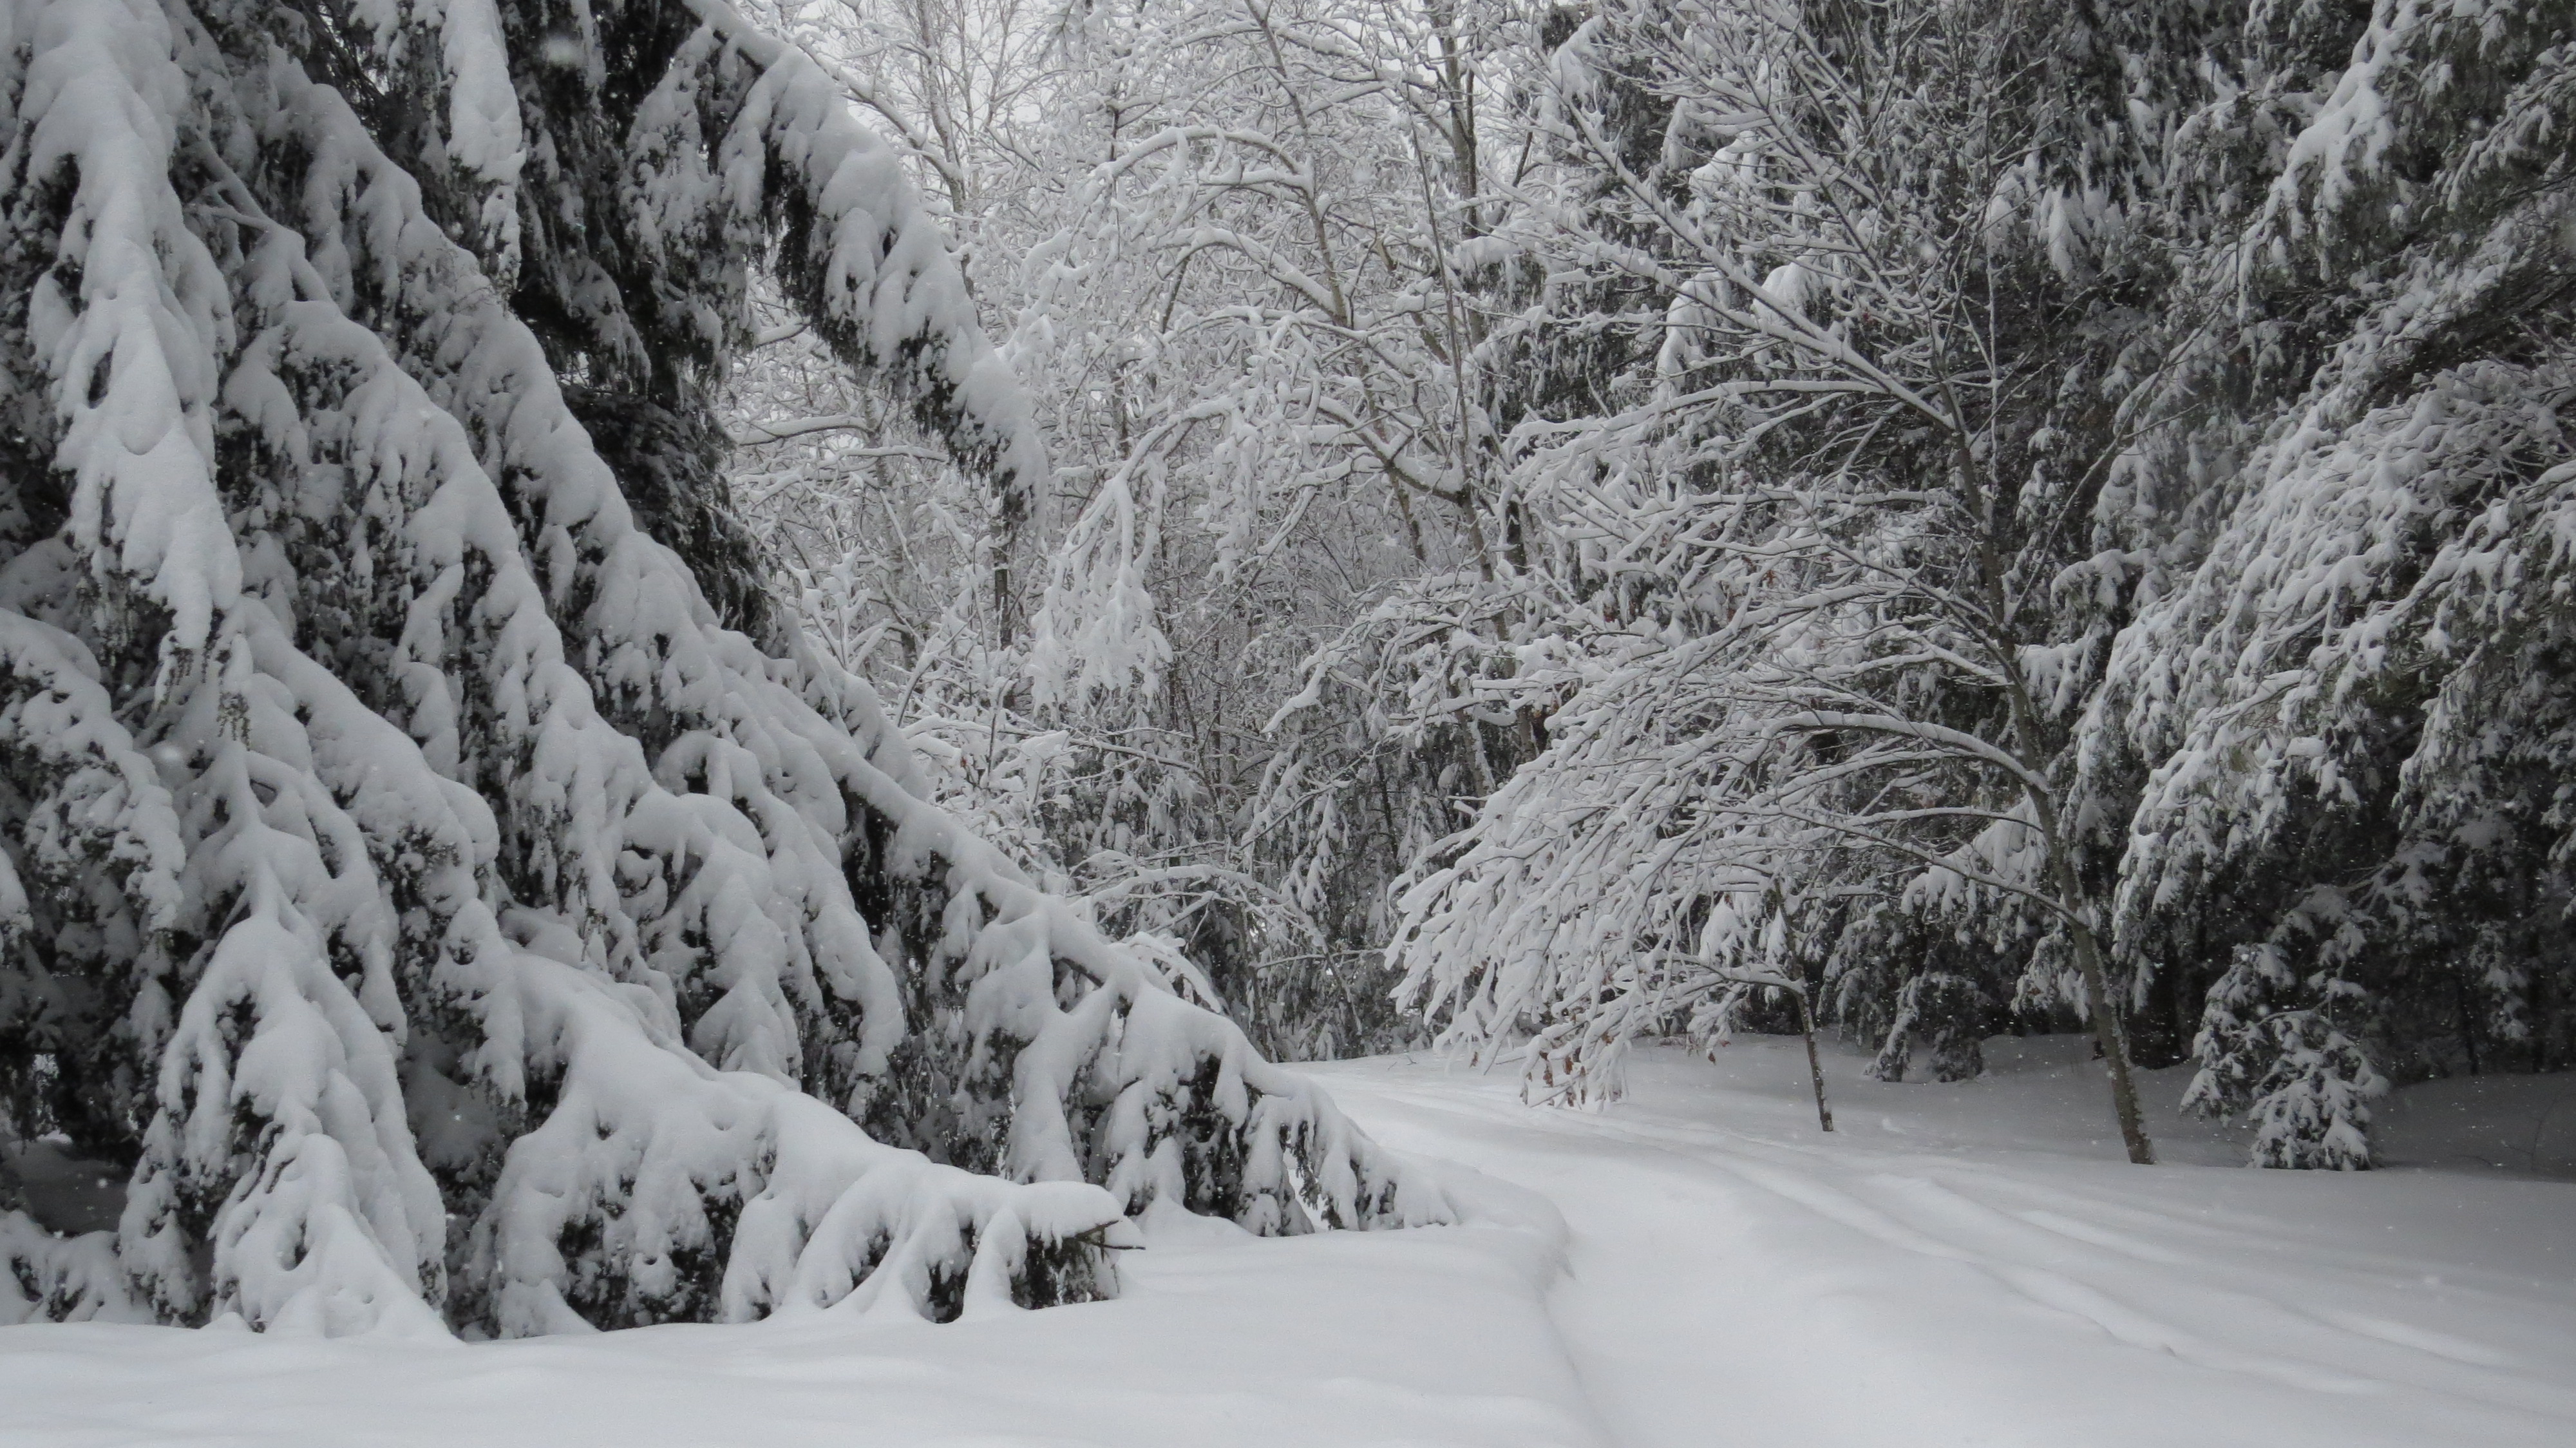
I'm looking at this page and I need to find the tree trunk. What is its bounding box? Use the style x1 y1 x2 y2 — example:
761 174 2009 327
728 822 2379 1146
1999 640 2155 1167
2067 920 2156 1165
1795 989 1835 1133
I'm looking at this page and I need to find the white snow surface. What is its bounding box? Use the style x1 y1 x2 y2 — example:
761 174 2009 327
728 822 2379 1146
0 1180 1589 1447
1314 1040 2576 1448
6 1037 2571 1447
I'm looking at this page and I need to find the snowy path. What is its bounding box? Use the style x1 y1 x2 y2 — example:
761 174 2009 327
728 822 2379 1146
1307 1041 2576 1448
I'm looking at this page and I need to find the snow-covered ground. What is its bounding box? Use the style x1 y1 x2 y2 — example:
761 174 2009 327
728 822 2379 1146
0 1192 1594 1448
5 1037 2570 1447
1312 1038 2576 1448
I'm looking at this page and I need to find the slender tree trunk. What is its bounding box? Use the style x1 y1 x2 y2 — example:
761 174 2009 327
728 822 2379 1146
2066 917 2155 1165
1991 599 2155 1166
2018 790 2158 1164
2456 969 2483 1076
1794 988 1835 1133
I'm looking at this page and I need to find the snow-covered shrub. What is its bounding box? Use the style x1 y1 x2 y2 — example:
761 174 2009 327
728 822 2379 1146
0 0 1444 1338
1869 974 1990 1085
1 1211 140 1326
2185 944 2387 1172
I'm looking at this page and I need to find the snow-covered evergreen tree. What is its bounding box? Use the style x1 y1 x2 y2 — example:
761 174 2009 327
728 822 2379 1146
0 0 1446 1337
2078 0 2576 1165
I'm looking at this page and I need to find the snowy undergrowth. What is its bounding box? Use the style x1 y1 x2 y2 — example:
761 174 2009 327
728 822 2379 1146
1 1168 1590 1448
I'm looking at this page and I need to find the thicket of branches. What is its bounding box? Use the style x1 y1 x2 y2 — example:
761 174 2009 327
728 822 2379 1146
724 0 1524 1061
719 0 2576 1172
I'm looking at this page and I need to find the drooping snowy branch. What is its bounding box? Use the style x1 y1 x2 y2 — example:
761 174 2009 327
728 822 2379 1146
0 0 1448 1340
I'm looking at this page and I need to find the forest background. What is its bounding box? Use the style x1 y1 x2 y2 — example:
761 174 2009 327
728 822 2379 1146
730 0 2576 1171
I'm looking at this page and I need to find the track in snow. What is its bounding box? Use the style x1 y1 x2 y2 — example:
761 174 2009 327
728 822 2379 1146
1306 1039 2576 1448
